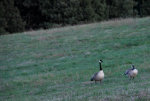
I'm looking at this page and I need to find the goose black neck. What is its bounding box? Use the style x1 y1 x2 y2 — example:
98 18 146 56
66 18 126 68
132 66 135 70
132 65 135 70
99 62 102 70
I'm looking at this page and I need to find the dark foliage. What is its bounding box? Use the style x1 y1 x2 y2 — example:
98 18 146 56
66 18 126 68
0 0 25 34
0 0 150 35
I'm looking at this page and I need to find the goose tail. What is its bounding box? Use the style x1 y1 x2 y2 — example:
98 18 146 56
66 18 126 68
90 77 94 81
124 73 127 75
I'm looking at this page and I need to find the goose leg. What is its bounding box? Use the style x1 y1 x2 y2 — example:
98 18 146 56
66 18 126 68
129 76 132 80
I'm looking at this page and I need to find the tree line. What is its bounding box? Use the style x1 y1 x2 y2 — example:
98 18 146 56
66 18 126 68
0 0 150 35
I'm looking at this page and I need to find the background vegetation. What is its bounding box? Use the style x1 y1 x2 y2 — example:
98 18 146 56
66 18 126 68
0 0 150 34
0 17 150 101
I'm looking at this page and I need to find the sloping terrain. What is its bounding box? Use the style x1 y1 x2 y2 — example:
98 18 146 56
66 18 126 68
0 17 150 101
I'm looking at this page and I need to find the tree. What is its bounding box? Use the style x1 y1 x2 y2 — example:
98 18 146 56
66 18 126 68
0 2 7 34
78 0 95 22
92 0 108 21
139 0 150 16
107 0 137 18
15 0 42 29
0 0 25 34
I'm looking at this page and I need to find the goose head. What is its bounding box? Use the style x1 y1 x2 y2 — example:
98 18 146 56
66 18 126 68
99 60 103 63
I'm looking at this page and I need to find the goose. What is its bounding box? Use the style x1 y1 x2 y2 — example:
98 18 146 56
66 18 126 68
91 60 104 83
124 65 138 79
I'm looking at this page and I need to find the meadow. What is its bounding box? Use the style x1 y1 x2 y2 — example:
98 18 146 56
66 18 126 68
0 17 150 101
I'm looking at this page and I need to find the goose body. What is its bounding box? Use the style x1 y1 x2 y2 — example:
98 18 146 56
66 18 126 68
91 60 104 83
124 65 138 79
129 69 138 77
91 70 104 81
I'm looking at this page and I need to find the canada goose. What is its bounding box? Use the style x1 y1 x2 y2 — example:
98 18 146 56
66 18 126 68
124 65 138 79
91 60 104 83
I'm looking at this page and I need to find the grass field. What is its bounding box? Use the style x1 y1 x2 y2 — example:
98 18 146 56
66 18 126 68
0 17 150 101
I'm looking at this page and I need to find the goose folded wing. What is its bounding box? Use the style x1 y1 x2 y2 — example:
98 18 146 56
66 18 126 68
91 72 98 81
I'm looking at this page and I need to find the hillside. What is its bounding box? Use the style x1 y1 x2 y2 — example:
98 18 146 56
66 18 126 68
0 17 150 101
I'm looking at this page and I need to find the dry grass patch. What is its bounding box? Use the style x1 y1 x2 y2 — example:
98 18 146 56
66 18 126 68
101 18 138 27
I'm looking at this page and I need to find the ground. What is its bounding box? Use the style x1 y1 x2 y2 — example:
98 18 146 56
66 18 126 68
0 17 150 101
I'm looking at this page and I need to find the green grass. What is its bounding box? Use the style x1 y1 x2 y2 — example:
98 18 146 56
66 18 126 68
0 17 150 101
